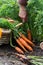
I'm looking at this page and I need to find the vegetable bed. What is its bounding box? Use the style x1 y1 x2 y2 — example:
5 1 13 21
0 0 43 65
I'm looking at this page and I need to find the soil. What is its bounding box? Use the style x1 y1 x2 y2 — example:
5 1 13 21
0 44 43 65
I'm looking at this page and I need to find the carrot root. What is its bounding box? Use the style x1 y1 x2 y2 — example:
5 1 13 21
19 33 35 47
27 30 32 41
15 47 24 54
16 38 28 52
19 38 33 51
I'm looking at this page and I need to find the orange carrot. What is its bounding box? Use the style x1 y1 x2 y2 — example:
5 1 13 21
15 47 24 54
19 33 35 47
27 30 32 41
16 38 28 52
19 38 33 51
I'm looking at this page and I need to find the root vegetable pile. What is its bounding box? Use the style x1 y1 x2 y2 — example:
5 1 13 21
0 18 35 54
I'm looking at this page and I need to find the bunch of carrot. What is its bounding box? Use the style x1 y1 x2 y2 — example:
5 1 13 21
10 21 35 54
10 31 35 54
14 32 35 54
0 18 35 54
10 35 24 54
7 18 35 54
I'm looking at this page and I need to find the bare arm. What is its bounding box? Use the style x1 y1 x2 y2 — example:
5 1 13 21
18 0 28 22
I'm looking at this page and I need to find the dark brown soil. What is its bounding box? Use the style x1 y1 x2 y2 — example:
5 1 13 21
0 44 43 65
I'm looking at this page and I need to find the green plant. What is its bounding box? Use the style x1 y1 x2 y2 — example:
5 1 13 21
27 0 43 42
0 0 20 20
0 0 43 42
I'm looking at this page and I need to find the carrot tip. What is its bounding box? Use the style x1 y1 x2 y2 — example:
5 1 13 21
15 47 24 54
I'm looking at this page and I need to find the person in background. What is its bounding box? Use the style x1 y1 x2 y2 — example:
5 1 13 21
18 0 28 22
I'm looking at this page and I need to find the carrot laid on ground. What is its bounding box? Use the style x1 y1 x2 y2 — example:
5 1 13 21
19 38 33 51
15 46 24 54
10 37 24 54
16 38 28 52
19 33 35 47
27 30 32 41
15 53 27 60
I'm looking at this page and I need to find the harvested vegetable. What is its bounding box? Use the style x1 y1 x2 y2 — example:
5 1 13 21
15 47 24 54
27 30 32 41
19 37 33 51
0 18 34 53
15 53 28 60
19 33 35 47
16 38 28 52
10 35 24 54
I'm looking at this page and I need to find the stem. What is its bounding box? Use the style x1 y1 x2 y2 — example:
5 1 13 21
10 33 15 48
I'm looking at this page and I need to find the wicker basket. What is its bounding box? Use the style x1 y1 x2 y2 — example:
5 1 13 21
0 29 11 45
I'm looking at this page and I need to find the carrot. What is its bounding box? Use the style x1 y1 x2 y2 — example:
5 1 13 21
15 53 27 59
15 46 24 54
27 30 32 41
0 28 3 38
19 33 35 47
16 38 28 52
19 38 33 51
10 37 24 54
